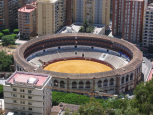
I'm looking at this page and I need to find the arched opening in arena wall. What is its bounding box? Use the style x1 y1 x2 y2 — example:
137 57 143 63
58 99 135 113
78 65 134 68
86 81 90 88
110 78 114 85
103 79 108 86
60 81 65 88
121 77 124 84
79 82 84 88
97 80 102 87
54 80 58 87
72 82 77 89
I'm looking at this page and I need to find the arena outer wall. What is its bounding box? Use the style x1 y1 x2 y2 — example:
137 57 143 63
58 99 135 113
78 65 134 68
14 33 143 94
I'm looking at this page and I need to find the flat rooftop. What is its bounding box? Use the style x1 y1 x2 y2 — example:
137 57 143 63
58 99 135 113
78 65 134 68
18 2 36 13
37 0 58 3
57 22 105 34
6 71 49 86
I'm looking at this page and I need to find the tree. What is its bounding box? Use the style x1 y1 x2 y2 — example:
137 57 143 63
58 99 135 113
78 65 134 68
1 35 15 46
0 33 4 39
79 20 94 33
0 85 3 94
0 51 13 72
64 108 71 115
82 20 90 31
11 34 17 39
52 91 90 106
79 26 85 32
13 29 19 34
1 29 10 35
78 98 107 115
132 79 153 115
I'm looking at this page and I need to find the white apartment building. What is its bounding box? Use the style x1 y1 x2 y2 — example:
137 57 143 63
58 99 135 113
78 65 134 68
37 0 66 36
143 3 153 47
4 71 52 115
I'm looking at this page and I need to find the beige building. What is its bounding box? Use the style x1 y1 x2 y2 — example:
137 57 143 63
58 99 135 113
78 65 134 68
4 71 52 115
0 0 26 31
37 0 66 36
71 0 110 27
18 2 37 39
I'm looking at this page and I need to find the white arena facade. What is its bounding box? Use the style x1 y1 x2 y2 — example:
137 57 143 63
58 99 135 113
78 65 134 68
14 33 143 94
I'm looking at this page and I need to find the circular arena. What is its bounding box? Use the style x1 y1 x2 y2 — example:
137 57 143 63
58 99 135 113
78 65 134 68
14 33 143 94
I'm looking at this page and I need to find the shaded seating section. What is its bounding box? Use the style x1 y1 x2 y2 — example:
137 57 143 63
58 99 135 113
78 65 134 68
28 48 129 69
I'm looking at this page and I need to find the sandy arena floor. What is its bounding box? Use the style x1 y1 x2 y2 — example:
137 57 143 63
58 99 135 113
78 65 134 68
44 60 112 74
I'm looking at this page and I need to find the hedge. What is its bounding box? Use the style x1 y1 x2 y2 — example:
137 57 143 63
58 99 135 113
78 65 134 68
52 91 90 106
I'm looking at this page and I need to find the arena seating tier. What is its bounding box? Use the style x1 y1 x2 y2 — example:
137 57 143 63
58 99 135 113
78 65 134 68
28 48 129 69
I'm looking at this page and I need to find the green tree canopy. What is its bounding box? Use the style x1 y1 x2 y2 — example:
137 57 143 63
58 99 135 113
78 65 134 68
0 51 13 72
52 91 90 106
0 33 4 39
0 85 3 94
1 29 10 35
79 20 94 33
133 79 153 114
11 34 17 39
78 98 106 115
1 35 15 46
13 29 19 34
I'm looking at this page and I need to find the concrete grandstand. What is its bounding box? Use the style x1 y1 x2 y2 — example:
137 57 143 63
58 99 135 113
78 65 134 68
14 33 143 94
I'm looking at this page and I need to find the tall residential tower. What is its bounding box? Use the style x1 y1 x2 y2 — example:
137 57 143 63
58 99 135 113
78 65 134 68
0 0 26 31
143 3 153 47
71 0 110 27
18 2 37 39
37 0 66 36
112 0 146 43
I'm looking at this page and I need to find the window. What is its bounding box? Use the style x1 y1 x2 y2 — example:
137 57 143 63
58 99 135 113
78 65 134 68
21 107 25 110
28 102 32 105
20 89 25 92
14 112 18 114
21 112 25 115
13 106 17 109
13 88 17 91
29 108 32 111
28 90 32 94
28 96 32 99
13 100 17 103
13 94 17 97
20 101 25 104
20 95 25 98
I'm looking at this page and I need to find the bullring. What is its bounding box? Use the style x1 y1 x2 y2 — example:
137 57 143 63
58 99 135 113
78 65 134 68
14 33 143 94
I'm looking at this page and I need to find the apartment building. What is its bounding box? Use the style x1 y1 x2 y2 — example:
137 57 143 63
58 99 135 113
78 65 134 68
37 0 66 36
110 0 113 20
112 0 146 43
0 0 4 31
18 2 37 38
26 0 37 4
143 3 153 47
148 0 153 5
71 0 110 27
4 71 52 115
0 0 26 31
